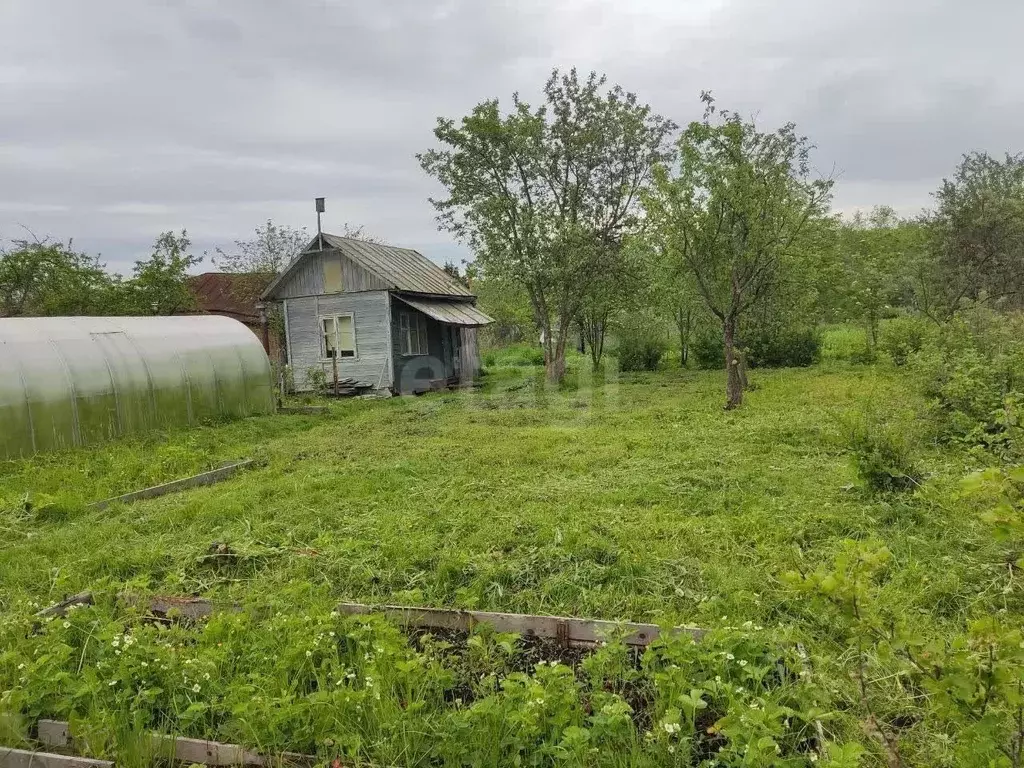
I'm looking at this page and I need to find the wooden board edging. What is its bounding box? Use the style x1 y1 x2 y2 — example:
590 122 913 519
88 460 254 511
115 593 704 649
0 746 112 768
336 602 704 648
36 721 313 768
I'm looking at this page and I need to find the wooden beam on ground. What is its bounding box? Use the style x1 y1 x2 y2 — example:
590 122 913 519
88 460 254 511
117 593 704 647
35 593 93 620
36 721 312 768
0 747 112 768
336 602 704 648
276 406 329 415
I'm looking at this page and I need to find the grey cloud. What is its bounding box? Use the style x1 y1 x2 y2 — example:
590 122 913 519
1 0 1021 272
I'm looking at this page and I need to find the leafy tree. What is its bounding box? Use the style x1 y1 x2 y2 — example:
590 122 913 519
645 94 832 408
837 207 924 348
0 238 118 317
443 261 469 288
920 151 1024 317
124 230 201 315
469 267 534 346
213 220 309 280
419 68 675 383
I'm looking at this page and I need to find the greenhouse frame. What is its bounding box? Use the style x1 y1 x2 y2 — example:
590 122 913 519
0 316 275 460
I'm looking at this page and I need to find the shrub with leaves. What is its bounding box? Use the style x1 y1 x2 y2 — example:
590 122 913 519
616 335 666 372
878 315 931 366
745 327 821 369
913 308 1024 460
783 538 1024 767
843 410 922 492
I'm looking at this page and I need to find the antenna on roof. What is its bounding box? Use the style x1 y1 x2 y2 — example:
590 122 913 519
315 197 325 250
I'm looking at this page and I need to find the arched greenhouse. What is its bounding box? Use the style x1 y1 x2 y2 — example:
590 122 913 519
0 316 275 460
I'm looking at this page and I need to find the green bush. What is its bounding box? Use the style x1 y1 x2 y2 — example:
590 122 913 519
693 332 723 370
745 327 821 369
879 316 931 366
912 310 1024 460
844 411 923 493
616 336 665 372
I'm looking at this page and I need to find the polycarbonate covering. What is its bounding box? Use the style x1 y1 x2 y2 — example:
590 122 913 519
0 316 274 460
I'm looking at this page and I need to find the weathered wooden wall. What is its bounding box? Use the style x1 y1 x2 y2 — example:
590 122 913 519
286 291 393 391
273 249 390 299
459 327 480 383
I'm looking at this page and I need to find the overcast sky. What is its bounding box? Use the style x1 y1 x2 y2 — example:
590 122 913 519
2 0 1021 274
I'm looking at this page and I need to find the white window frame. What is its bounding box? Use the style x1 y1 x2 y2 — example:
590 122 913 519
319 313 357 361
399 311 429 356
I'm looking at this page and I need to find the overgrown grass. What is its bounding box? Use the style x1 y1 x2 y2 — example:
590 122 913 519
0 362 1016 766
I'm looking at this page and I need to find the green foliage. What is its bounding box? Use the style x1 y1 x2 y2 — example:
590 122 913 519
693 331 724 370
420 68 675 382
0 240 121 317
305 366 328 392
644 92 833 407
123 230 202 315
913 308 1024 460
744 327 820 369
835 207 924 344
615 335 665 372
784 535 1024 767
843 409 922 492
920 151 1024 316
878 315 931 366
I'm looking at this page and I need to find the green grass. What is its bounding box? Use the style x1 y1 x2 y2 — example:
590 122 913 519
0 362 1016 766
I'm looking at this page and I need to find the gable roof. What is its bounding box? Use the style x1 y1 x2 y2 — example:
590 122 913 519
188 272 264 322
260 234 473 300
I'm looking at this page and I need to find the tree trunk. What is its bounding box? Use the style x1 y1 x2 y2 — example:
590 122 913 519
674 306 693 367
547 336 567 384
723 316 743 409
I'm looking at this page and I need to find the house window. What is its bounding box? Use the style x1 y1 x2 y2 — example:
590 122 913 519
399 312 429 355
321 314 356 359
323 254 343 293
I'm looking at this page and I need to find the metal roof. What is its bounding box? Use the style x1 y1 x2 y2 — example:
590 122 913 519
261 234 473 299
394 295 494 327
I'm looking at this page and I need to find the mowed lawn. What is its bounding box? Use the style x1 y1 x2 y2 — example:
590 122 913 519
0 359 990 640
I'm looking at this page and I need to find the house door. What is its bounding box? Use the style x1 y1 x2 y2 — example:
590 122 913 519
442 325 456 380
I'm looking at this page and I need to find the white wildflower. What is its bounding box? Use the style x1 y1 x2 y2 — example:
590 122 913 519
108 680 117 686
662 722 681 735
738 660 748 667
63 621 71 629
192 683 201 693
305 650 312 657
725 653 735 660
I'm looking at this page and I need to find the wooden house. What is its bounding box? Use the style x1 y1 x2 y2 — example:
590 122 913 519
260 234 493 395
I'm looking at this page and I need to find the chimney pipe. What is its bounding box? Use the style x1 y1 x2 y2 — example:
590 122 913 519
315 197 325 250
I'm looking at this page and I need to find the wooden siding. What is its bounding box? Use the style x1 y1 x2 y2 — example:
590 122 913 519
274 249 390 299
391 304 449 393
286 291 393 391
460 327 481 383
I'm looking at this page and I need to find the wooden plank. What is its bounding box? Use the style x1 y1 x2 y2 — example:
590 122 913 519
336 603 704 648
117 594 704 648
88 461 254 511
35 593 93 620
36 721 312 768
0 748 112 768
